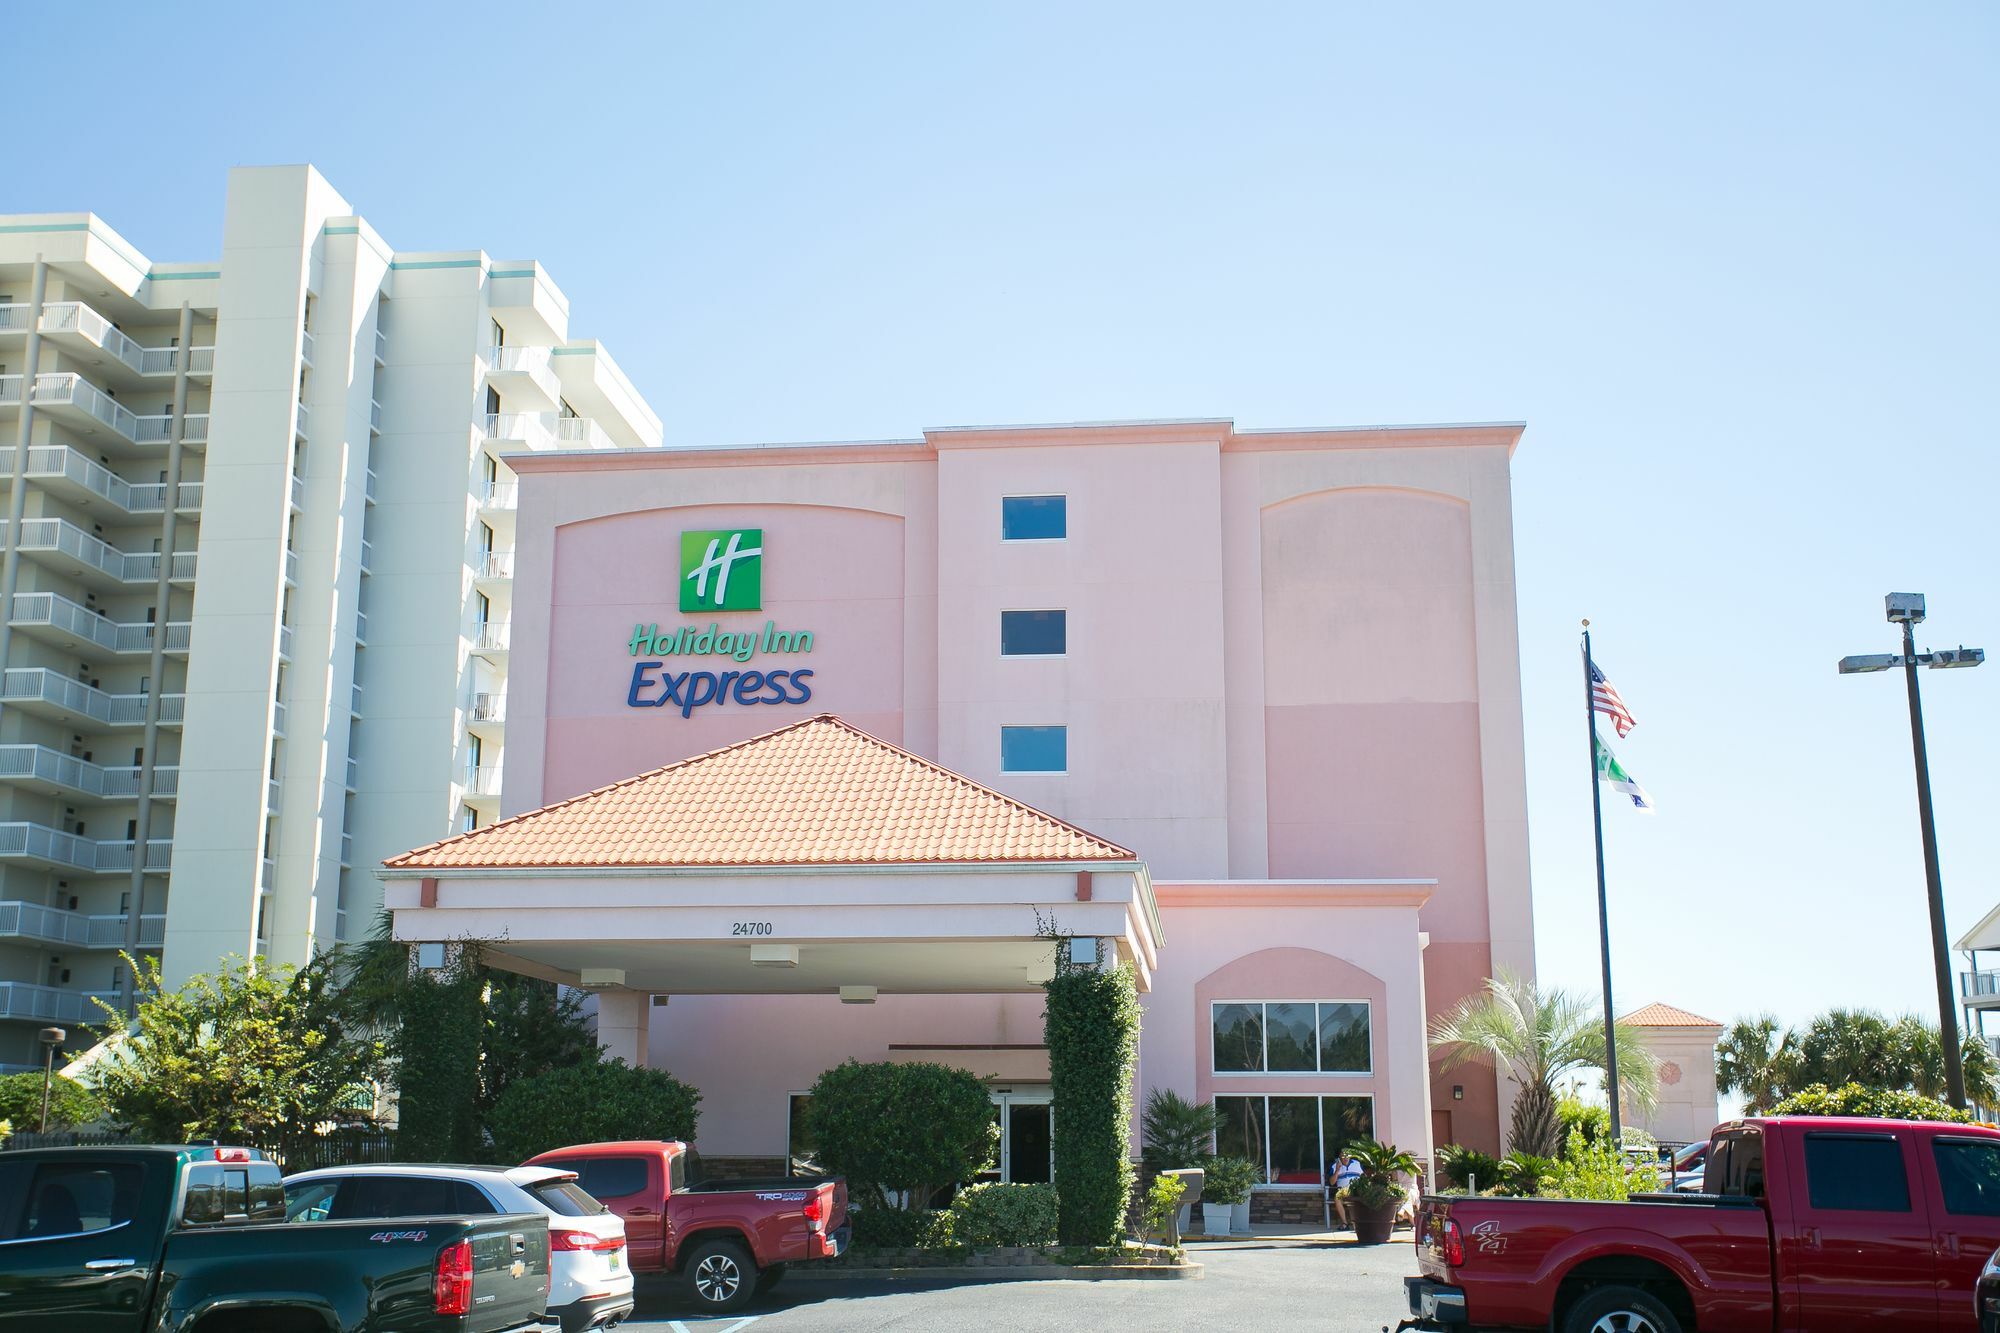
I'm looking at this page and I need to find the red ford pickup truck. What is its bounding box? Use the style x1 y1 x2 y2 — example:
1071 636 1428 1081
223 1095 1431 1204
525 1140 847 1315
1405 1116 2000 1332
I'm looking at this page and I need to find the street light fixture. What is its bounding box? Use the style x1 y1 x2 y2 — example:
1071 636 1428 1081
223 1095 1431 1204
37 1026 65 1133
1838 592 1986 1110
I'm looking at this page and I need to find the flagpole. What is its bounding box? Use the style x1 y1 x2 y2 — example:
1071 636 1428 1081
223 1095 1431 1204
1583 622 1624 1145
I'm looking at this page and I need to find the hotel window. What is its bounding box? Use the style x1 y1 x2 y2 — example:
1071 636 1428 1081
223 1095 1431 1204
1215 1094 1375 1185
1001 725 1067 774
1212 1001 1371 1074
1002 494 1066 541
1000 609 1065 657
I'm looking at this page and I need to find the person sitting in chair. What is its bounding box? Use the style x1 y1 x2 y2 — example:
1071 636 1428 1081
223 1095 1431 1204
1328 1149 1363 1229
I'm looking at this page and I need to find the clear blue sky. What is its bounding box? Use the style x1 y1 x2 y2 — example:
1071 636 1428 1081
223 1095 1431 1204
19 2 1997 1033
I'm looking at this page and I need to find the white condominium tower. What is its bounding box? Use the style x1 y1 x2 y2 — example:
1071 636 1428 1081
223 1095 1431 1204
0 165 661 1069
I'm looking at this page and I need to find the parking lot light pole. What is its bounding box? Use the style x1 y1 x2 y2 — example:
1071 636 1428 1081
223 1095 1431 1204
1839 592 1986 1111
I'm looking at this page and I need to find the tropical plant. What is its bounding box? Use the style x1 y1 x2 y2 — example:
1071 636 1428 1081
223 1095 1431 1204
1429 971 1658 1158
1499 1152 1559 1196
1768 1082 1971 1123
945 1182 1061 1247
92 953 382 1148
1539 1128 1657 1201
1436 1144 1504 1193
0 1072 103 1132
1344 1139 1419 1210
1140 1088 1217 1170
1716 1014 1795 1112
804 1060 997 1209
1045 955 1142 1246
486 1059 701 1161
1200 1155 1259 1205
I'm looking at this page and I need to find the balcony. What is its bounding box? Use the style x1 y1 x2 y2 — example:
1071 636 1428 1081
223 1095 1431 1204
463 765 503 799
0 669 184 730
0 821 171 874
278 625 293 660
9 592 192 659
350 681 364 718
475 551 514 584
1965 970 2000 1009
295 402 309 440
0 744 179 802
267 777 282 812
365 468 378 505
482 345 559 408
468 693 506 737
132 412 210 447
0 446 201 518
369 399 383 434
471 621 511 662
5 299 215 383
0 981 123 1024
354 611 367 645
340 833 353 867
290 472 306 511
0 901 165 949
479 480 518 512
285 549 299 586
374 326 388 365
359 540 374 575
261 857 276 890
346 755 359 790
300 329 315 366
0 518 196 589
480 412 616 453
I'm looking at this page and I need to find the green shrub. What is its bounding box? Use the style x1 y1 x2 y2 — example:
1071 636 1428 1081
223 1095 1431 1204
1345 1140 1419 1210
1537 1129 1659 1201
1201 1155 1259 1205
0 1073 103 1132
1046 958 1141 1246
805 1060 996 1208
1499 1152 1559 1196
1142 1174 1186 1240
945 1182 1061 1247
486 1059 700 1161
1436 1145 1503 1193
849 1205 950 1250
1557 1096 1612 1147
1769 1082 1971 1123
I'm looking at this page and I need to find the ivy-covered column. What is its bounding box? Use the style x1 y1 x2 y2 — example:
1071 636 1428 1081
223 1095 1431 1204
1044 940 1142 1247
393 949 484 1161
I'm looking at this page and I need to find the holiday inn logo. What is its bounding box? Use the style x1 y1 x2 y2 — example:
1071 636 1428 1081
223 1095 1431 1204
680 528 764 612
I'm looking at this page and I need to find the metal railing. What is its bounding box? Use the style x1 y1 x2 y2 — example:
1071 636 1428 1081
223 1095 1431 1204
469 693 506 723
369 399 383 432
132 413 210 446
346 755 359 790
480 481 519 509
0 822 173 874
478 412 616 452
374 326 388 364
11 301 215 379
272 701 287 736
354 611 367 643
553 416 616 450
0 981 122 1024
365 468 378 503
359 540 373 573
291 473 306 510
0 902 160 949
295 402 310 438
474 622 511 653
0 518 198 586
10 592 191 657
464 765 503 796
278 625 294 659
0 669 183 727
300 329 315 365
477 552 514 580
484 345 554 379
267 778 282 812
0 744 180 801
1964 970 2000 1000
285 550 299 585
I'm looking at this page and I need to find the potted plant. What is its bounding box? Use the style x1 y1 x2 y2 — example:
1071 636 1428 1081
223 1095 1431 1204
1201 1155 1258 1235
1342 1140 1419 1245
1141 1088 1217 1234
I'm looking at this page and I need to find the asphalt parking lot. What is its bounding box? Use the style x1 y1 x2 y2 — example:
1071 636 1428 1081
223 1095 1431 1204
623 1238 1414 1331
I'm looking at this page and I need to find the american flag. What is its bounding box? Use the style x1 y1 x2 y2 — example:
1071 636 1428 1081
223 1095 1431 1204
1589 660 1637 737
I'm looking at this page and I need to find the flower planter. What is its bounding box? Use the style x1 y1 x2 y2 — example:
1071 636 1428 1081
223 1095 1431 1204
1231 1200 1253 1235
1352 1201 1398 1245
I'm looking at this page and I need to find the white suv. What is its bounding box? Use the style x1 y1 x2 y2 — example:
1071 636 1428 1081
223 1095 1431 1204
285 1163 635 1332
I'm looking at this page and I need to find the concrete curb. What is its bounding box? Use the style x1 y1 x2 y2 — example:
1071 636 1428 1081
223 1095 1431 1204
788 1261 1204 1283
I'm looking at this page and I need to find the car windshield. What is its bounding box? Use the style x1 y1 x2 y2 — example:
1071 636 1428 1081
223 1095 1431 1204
529 1180 609 1216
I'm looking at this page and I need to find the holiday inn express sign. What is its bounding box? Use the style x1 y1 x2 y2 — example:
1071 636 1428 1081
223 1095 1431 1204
626 527 818 715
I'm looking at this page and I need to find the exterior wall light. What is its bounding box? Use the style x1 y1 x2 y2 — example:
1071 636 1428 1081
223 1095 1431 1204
750 944 800 968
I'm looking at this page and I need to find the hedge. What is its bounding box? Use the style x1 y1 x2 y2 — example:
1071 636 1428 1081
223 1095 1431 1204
944 1182 1060 1247
1769 1082 1971 1123
393 966 484 1161
486 1059 701 1161
804 1060 996 1207
1045 952 1141 1246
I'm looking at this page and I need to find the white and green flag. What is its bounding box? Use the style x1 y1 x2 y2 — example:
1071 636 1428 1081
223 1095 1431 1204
1594 733 1655 813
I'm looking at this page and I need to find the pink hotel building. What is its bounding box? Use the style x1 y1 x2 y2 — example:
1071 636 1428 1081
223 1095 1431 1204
381 417 1535 1191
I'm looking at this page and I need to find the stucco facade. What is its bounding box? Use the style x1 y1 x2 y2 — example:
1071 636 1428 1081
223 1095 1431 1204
388 417 1535 1174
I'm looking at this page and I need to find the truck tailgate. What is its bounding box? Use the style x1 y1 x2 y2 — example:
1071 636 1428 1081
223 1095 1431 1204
461 1214 553 1332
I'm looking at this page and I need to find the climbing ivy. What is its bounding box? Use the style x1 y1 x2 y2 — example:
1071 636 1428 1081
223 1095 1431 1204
1044 942 1141 1246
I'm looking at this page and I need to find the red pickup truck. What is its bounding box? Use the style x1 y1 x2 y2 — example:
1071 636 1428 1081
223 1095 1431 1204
525 1140 847 1315
1405 1116 2000 1332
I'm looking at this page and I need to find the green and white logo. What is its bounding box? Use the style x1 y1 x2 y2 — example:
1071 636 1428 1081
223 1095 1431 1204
680 529 764 612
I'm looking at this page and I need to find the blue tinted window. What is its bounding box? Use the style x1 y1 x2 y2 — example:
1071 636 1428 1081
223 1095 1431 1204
1001 726 1067 773
1002 495 1066 541
1001 609 1066 656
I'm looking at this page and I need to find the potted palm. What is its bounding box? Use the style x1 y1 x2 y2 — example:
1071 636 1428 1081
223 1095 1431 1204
1200 1155 1258 1235
1343 1140 1418 1244
1141 1088 1217 1235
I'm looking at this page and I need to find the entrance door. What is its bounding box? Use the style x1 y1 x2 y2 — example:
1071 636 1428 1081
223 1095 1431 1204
990 1089 1054 1184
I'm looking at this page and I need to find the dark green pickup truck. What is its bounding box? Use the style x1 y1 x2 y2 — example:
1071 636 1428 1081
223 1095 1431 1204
0 1144 555 1333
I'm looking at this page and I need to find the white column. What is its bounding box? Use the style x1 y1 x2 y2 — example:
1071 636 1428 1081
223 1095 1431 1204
597 990 651 1067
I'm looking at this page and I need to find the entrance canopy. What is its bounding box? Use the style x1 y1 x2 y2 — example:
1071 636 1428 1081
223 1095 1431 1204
380 715 1161 996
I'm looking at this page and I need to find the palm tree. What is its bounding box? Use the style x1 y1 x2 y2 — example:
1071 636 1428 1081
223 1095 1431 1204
1430 971 1658 1158
1890 1014 2000 1108
1140 1088 1218 1170
1716 1015 1796 1112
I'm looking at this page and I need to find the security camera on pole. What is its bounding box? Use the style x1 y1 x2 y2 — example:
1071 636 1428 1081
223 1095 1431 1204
1581 625 1652 1145
1838 592 1986 1111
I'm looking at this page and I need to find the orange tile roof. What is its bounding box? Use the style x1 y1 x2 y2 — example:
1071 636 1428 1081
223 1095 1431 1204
1621 1002 1723 1029
386 714 1137 871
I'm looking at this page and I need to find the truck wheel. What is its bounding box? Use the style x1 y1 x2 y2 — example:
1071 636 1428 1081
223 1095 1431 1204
755 1262 787 1295
685 1237 757 1313
1563 1286 1684 1333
